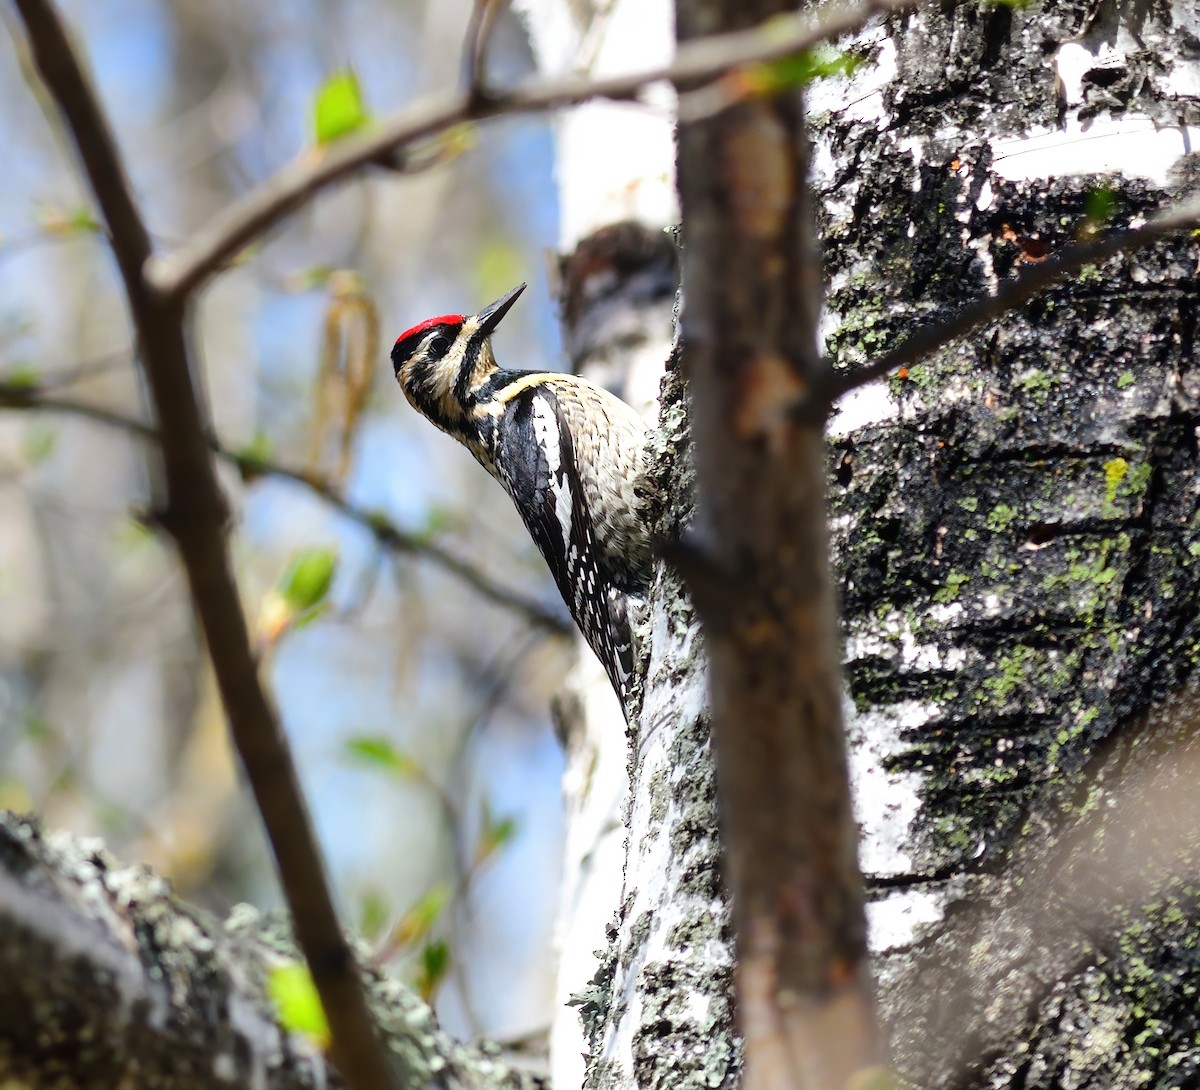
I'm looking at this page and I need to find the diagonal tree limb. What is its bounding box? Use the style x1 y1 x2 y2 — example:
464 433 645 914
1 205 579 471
146 0 916 300
7 4 399 1089
818 193 1200 407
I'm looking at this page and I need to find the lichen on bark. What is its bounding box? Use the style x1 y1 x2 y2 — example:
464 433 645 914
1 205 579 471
811 0 1200 1084
0 812 545 1090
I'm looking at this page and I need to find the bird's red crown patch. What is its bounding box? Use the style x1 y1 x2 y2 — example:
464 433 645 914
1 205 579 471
394 314 463 348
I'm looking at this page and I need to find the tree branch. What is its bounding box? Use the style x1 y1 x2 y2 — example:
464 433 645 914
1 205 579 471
0 813 546 1090
146 0 915 300
0 380 571 631
675 0 880 1086
820 193 1200 405
7 4 399 1089
462 0 501 103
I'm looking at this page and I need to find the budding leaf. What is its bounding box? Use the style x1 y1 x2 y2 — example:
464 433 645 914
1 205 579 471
741 47 862 94
313 70 371 145
267 964 330 1047
345 735 417 778
476 799 518 865
359 889 390 941
417 939 451 1000
2 364 40 389
280 547 338 612
236 432 273 482
33 201 102 237
392 884 451 949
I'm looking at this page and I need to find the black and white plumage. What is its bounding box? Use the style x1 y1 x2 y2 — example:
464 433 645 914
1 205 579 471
390 283 652 706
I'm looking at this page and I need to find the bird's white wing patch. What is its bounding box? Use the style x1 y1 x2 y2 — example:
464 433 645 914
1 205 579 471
531 394 572 554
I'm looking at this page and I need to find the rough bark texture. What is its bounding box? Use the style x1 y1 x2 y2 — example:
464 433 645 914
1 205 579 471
575 0 1200 1087
552 221 743 1090
0 812 544 1090
571 346 743 1090
812 0 1200 1085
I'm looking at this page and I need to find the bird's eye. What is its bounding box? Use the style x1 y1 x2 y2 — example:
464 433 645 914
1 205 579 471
428 334 450 358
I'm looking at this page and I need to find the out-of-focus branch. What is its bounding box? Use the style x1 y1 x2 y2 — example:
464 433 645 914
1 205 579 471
0 813 547 1090
146 0 916 300
0 347 132 390
7 4 399 1090
0 379 571 633
820 193 1200 405
462 0 501 102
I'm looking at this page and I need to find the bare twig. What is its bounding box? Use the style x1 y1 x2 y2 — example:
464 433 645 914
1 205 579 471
146 0 915 300
1 346 132 390
0 380 571 633
462 0 502 102
820 194 1200 405
8 4 399 1089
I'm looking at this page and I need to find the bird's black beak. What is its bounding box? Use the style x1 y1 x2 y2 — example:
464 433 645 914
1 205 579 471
476 282 526 337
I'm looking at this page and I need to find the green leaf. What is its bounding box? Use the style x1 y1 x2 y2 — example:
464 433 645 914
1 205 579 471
743 47 862 94
476 799 518 864
33 201 102 237
267 963 330 1046
239 431 273 466
69 207 102 234
359 889 390 941
416 939 451 1000
345 736 417 778
313 70 370 146
392 884 451 948
2 364 40 389
279 547 338 612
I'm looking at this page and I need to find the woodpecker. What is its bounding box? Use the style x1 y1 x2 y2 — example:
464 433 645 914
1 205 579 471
391 282 652 707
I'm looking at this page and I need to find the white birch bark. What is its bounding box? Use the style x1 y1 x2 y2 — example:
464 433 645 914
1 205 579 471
510 4 684 1087
516 0 1200 1086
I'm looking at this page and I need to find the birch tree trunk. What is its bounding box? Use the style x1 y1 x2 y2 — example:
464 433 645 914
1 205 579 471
818 1 1200 1085
509 5 704 1089
534 0 1200 1088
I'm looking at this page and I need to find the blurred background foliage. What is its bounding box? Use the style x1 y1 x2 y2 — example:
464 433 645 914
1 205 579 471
0 0 574 1043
